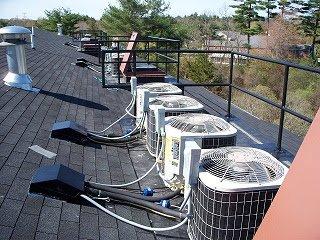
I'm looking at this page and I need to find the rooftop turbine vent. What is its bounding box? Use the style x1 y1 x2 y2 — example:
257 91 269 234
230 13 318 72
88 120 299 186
57 23 63 36
0 26 39 92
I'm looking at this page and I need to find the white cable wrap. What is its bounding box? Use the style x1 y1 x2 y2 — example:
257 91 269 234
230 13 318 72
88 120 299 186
179 189 191 211
156 134 174 183
88 112 145 140
80 194 188 232
94 92 136 134
89 124 163 188
89 161 157 187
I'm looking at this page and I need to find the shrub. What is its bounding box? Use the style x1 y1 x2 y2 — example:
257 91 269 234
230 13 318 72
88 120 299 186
232 85 280 122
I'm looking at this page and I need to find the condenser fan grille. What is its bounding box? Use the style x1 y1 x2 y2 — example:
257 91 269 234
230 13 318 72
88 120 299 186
149 95 202 109
201 147 284 184
137 83 181 93
170 113 231 133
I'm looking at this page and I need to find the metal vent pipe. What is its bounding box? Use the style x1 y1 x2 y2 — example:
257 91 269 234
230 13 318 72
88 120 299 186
31 26 35 49
57 23 63 36
0 26 38 92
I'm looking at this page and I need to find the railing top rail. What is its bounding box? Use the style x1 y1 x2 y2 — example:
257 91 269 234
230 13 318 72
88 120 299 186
146 35 181 42
101 48 320 73
232 51 320 74
98 39 181 44
75 30 107 34
106 35 132 38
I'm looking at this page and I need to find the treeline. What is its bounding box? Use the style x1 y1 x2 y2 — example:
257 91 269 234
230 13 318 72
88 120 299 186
0 8 98 36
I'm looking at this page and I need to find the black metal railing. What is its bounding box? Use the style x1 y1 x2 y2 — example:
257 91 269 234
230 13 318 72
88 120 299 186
73 30 107 41
99 48 319 151
100 37 180 82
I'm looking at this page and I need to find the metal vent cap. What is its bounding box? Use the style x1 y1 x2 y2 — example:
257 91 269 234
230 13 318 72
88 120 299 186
0 26 31 45
0 26 31 35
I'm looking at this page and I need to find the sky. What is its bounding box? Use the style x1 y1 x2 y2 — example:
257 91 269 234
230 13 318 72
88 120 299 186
0 0 235 20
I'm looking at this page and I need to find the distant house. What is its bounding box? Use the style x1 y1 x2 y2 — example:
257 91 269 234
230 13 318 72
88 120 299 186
205 31 268 52
205 31 312 63
204 31 267 63
288 44 313 58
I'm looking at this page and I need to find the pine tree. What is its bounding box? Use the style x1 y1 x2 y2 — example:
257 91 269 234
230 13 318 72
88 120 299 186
294 0 320 60
100 0 186 39
278 0 292 17
259 0 277 33
231 0 264 53
37 8 89 35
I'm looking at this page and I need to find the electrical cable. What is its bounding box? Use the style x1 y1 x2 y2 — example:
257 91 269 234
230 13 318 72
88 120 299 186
110 199 177 219
87 113 145 141
86 188 185 218
87 162 157 188
87 126 163 188
125 108 137 118
156 134 173 184
90 92 136 134
87 133 139 144
155 132 165 164
179 189 191 211
81 194 188 232
85 184 181 202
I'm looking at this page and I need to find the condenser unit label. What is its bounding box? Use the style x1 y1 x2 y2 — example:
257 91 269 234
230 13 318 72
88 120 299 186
171 140 180 160
171 161 178 167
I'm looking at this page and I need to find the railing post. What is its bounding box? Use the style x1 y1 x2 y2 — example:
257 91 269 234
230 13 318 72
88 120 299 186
181 85 185 95
227 52 234 119
144 42 147 61
147 41 150 63
177 41 181 83
277 65 290 151
98 42 101 63
101 50 106 87
133 51 137 77
165 42 168 74
117 41 120 84
156 41 159 68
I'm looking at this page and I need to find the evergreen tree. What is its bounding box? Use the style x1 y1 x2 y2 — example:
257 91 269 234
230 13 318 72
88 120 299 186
37 8 89 35
278 0 292 17
0 19 8 28
231 0 263 53
294 0 320 60
100 0 187 39
259 0 277 33
182 54 222 84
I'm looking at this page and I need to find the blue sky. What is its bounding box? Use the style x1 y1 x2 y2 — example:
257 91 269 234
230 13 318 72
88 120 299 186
0 0 235 20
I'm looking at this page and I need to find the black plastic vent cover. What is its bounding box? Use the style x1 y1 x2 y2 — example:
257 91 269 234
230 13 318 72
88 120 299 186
29 164 85 203
51 121 88 144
